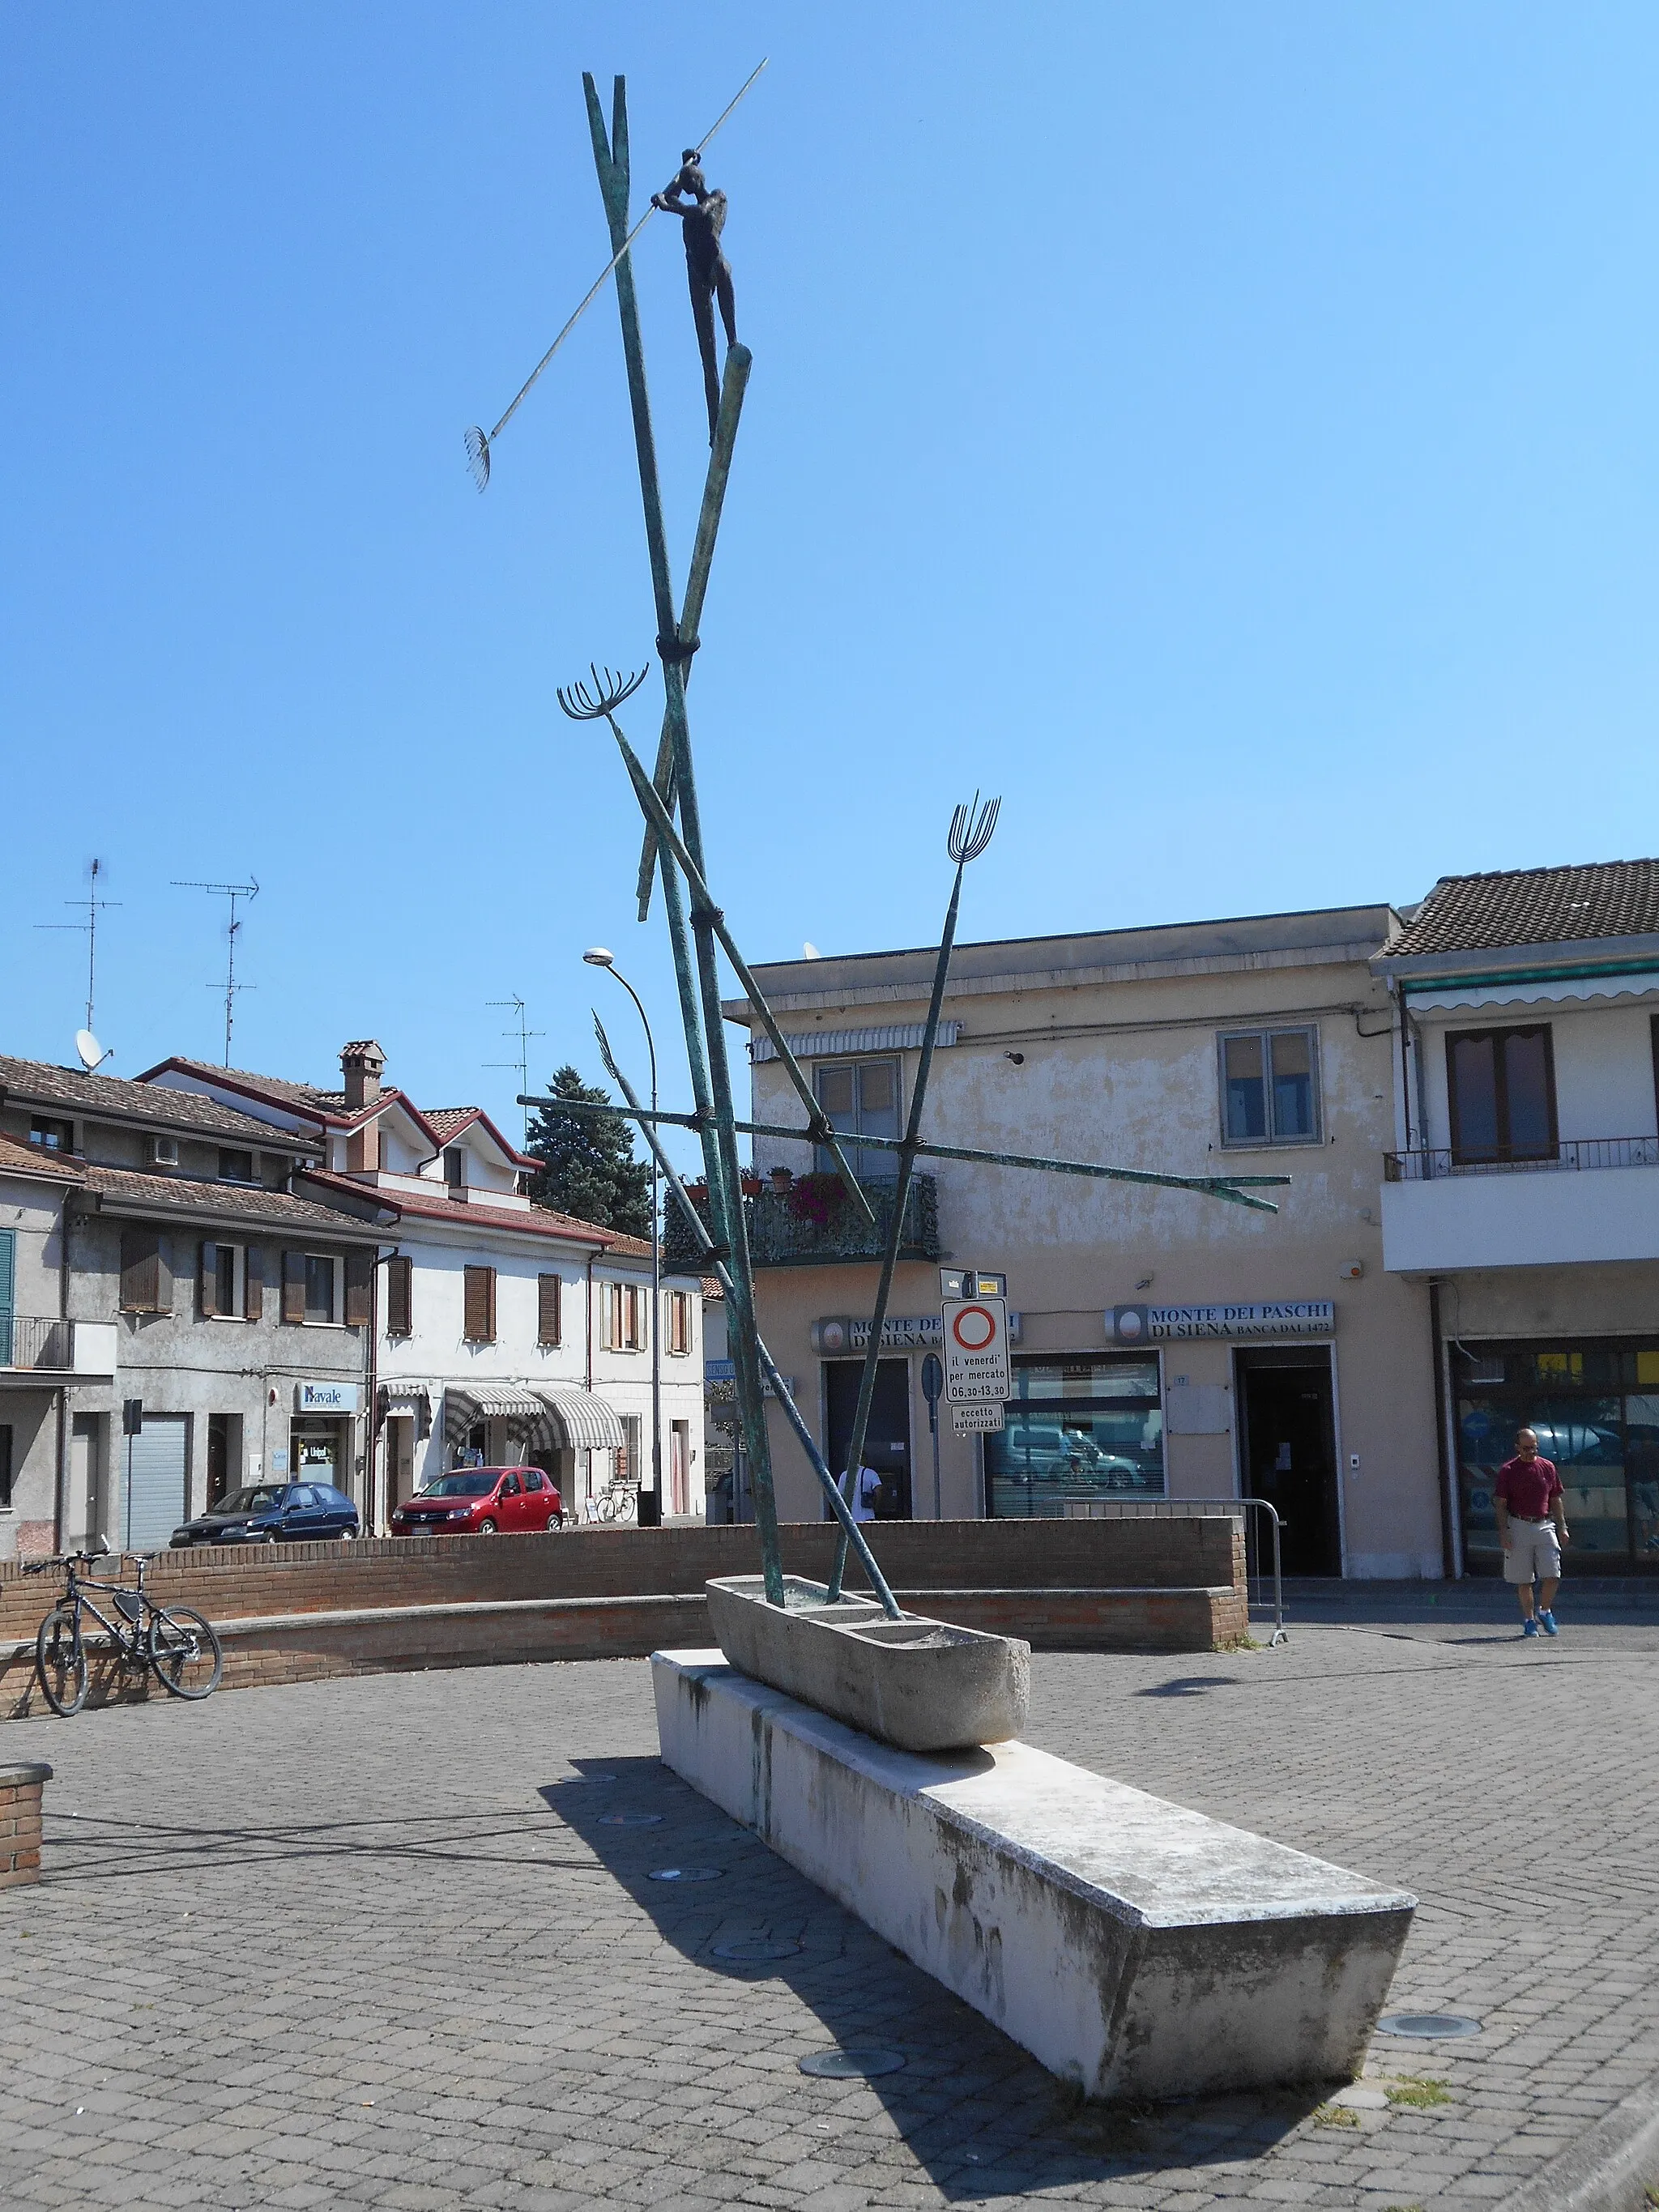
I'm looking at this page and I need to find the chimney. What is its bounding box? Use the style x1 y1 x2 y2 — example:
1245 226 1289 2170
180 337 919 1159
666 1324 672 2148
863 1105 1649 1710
341 1041 386 1111
342 1041 386 1175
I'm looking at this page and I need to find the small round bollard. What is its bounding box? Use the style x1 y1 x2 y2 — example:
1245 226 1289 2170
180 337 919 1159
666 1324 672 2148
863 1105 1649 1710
1377 2012 1482 2039
799 2048 906 2080
648 1866 723 1883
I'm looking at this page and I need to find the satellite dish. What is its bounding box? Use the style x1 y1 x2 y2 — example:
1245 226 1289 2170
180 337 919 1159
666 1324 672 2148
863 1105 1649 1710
75 1029 109 1072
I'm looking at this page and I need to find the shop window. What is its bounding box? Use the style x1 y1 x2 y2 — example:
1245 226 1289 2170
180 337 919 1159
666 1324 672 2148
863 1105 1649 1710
986 1357 1166 1519
667 1290 692 1356
1218 1028 1321 1147
463 1265 497 1344
198 1241 245 1320
217 1149 255 1184
386 1255 414 1338
29 1115 75 1153
119 1227 171 1315
536 1274 561 1347
1447 1025 1556 1164
813 1058 901 1178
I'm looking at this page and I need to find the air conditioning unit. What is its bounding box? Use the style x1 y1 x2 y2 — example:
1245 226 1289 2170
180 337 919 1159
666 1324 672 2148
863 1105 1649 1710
151 1135 180 1168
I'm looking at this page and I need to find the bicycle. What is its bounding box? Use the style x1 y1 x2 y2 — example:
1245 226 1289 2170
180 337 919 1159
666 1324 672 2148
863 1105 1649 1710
23 1546 224 1716
581 1481 636 1527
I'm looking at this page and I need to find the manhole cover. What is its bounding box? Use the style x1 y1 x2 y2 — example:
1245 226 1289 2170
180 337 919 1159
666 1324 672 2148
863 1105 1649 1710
599 1812 663 1827
799 2048 906 2079
713 1938 803 1962
649 1866 723 1882
1377 2013 1482 2039
548 1772 616 1787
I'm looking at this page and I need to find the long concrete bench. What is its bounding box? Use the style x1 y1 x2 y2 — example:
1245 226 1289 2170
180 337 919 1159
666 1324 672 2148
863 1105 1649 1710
655 1648 1414 2102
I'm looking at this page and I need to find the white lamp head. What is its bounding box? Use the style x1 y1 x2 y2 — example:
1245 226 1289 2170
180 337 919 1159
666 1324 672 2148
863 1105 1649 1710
582 948 615 968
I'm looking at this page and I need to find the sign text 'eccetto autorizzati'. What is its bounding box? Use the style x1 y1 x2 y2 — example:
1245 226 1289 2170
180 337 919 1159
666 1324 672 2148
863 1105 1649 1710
1109 1302 1335 1343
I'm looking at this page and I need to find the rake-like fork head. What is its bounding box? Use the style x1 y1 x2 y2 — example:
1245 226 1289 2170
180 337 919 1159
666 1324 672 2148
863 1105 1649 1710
949 792 1000 865
556 663 650 721
464 424 492 492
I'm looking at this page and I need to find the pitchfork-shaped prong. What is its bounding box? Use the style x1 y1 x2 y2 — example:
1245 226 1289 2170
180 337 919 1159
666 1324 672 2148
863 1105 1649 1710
949 792 1000 865
556 663 651 721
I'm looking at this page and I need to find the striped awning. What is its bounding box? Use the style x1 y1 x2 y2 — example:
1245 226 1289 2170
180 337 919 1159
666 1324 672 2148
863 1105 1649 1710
748 1021 960 1065
443 1384 625 1455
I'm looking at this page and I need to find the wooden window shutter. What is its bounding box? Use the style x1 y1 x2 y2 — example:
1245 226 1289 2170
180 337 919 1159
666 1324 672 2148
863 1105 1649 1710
344 1250 373 1328
386 1255 412 1337
245 1246 265 1323
198 1241 220 1319
537 1273 561 1346
463 1265 496 1343
120 1230 162 1309
281 1251 306 1324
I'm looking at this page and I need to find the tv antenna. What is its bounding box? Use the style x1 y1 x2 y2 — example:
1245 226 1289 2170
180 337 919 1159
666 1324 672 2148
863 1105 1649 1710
486 994 546 1143
36 858 121 1063
173 877 259 1067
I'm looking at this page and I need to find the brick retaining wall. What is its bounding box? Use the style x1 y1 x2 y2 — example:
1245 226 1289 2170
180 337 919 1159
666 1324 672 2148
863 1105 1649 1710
0 1761 50 1886
2 1517 1247 1717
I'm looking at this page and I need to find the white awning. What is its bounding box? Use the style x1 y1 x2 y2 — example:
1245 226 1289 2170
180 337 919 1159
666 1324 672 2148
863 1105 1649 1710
749 1021 960 1064
443 1384 625 1455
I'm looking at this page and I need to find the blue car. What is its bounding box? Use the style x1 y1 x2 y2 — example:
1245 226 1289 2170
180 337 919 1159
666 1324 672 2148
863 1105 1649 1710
171 1481 360 1548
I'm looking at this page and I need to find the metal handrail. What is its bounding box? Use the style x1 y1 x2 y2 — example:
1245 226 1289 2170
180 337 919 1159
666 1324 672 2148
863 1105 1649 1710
1385 1136 1659 1181
1058 1494 1287 1645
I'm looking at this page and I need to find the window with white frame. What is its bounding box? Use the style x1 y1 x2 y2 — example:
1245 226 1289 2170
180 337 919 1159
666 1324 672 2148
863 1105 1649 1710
198 1240 246 1320
812 1058 901 1178
602 1281 647 1351
1218 1027 1321 1147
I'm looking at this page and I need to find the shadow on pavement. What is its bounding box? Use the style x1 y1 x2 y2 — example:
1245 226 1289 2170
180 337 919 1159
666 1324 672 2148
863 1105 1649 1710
551 1752 1328 2197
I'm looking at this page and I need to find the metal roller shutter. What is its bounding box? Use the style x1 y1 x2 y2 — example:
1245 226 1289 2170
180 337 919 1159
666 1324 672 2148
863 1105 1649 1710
125 1414 188 1552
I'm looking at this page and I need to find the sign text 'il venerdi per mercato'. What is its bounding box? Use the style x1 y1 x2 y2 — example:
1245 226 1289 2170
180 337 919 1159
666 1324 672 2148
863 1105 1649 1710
1109 1301 1334 1344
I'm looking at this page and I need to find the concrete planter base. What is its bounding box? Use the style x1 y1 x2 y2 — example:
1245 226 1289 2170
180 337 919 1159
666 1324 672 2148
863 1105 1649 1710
654 1648 1414 2102
705 1574 1030 1751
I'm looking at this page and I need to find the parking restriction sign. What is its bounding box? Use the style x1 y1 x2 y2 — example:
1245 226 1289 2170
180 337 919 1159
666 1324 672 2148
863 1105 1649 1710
941 1297 1011 1405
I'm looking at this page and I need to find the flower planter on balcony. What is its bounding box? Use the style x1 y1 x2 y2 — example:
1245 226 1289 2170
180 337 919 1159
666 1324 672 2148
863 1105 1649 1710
663 1174 941 1272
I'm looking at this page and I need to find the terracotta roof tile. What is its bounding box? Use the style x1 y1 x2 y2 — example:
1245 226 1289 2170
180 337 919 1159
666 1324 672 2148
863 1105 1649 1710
78 1164 388 1234
423 1108 480 1141
0 1055 318 1148
1386 859 1659 961
301 1170 616 1248
0 1132 84 1184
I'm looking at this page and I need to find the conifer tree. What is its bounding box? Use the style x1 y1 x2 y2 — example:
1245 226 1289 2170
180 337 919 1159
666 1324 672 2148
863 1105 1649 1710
523 1065 652 1238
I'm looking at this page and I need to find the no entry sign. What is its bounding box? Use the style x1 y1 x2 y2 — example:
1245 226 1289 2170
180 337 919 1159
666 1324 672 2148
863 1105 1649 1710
941 1296 1011 1406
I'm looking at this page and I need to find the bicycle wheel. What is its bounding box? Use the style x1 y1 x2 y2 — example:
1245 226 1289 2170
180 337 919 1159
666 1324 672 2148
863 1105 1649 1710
36 1605 87 1716
148 1606 223 1699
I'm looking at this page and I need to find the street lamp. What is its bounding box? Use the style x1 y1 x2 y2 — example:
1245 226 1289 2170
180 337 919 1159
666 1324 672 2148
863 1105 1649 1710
583 948 663 1528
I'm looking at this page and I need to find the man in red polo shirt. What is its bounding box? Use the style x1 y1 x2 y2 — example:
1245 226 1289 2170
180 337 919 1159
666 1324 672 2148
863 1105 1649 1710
1494 1427 1570 1637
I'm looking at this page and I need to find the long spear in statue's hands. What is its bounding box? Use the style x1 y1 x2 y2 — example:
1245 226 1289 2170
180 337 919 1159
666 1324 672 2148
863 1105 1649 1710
464 58 768 489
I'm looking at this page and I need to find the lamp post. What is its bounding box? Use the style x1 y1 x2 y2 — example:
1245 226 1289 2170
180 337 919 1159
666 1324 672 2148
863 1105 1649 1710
583 948 662 1527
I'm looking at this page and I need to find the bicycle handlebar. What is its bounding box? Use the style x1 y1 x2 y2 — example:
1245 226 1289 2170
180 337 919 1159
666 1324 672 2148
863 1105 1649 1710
19 1544 126 1576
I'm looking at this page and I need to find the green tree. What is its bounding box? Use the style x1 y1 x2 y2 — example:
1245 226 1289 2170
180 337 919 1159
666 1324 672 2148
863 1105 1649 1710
524 1065 652 1237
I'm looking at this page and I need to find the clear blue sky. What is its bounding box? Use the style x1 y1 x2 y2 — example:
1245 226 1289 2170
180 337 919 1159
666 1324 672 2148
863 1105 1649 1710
6 3 1658 1165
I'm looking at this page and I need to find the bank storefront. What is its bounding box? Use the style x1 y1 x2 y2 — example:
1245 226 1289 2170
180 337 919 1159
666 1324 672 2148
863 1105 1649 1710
1454 1337 1659 1574
986 1356 1165 1517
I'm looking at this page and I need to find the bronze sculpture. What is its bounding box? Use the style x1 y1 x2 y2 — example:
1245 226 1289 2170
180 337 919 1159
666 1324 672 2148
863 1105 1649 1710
651 151 737 441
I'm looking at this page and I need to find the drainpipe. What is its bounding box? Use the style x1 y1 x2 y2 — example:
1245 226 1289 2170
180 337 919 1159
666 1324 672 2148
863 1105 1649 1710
52 1199 71 1552
1427 1277 1458 1579
585 1246 598 1510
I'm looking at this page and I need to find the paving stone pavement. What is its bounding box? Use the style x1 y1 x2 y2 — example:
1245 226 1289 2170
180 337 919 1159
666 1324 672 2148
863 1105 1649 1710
2 1600 1657 2212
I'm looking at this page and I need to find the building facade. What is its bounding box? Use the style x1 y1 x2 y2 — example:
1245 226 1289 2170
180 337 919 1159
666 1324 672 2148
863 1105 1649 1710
716 906 1447 1578
0 1055 378 1558
142 1043 706 1527
1376 859 1659 1576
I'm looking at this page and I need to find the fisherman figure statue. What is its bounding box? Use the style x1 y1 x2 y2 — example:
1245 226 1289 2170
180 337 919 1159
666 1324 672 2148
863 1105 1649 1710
651 151 737 441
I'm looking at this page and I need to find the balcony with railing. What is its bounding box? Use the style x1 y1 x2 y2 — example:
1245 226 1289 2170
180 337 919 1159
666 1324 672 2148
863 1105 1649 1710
0 1315 120 1382
663 1174 941 1272
1380 1136 1659 1274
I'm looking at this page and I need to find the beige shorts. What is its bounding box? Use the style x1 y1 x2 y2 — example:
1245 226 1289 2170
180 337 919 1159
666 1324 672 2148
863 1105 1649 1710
1503 1517 1562 1583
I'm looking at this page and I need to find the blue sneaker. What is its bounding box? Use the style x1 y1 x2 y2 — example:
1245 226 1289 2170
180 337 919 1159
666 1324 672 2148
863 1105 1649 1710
1522 1617 1541 1637
1538 1610 1559 1635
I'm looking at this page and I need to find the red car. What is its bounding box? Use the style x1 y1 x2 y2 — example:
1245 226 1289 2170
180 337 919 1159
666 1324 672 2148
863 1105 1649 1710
390 1466 564 1536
